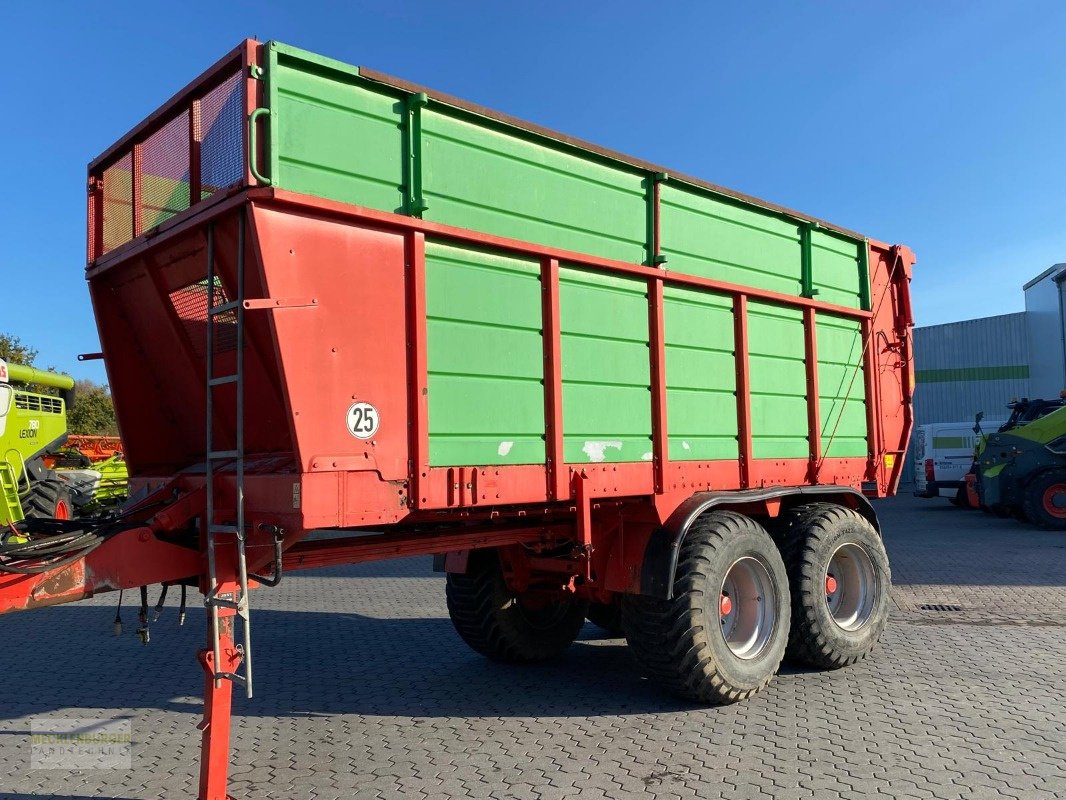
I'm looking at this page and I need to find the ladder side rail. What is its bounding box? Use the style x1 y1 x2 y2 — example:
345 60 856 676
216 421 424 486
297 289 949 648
233 209 253 697
203 222 223 688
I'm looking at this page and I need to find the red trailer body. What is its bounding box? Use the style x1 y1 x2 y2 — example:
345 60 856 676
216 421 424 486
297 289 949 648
0 40 914 799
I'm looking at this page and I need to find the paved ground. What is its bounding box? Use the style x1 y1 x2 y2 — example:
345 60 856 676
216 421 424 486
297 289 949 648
1 493 1065 799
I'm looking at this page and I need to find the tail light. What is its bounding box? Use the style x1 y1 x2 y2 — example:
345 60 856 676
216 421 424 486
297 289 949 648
924 459 935 481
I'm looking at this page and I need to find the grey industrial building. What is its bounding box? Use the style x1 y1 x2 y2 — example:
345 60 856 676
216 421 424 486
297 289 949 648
904 263 1066 484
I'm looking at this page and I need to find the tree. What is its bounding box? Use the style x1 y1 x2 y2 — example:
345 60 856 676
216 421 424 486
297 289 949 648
0 333 38 367
67 380 119 436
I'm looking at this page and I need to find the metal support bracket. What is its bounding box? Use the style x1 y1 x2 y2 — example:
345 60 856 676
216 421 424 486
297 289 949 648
243 297 318 310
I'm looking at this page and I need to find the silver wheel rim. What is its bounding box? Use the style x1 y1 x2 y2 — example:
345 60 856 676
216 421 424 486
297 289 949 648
825 543 878 631
719 556 776 660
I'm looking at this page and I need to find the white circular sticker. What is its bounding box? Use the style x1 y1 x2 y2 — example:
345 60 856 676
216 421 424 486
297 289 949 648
346 402 380 439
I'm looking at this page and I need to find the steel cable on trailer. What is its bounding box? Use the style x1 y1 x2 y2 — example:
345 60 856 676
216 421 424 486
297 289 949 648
817 251 905 470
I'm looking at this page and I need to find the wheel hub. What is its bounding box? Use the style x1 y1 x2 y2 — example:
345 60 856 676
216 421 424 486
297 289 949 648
1041 483 1066 518
54 499 71 521
718 556 776 660
824 543 878 631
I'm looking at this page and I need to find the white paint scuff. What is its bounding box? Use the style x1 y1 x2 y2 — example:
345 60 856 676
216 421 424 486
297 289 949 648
582 440 623 462
641 452 653 461
682 441 691 451
497 441 514 456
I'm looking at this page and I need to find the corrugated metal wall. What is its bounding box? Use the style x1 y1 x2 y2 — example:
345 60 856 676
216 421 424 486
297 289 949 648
913 312 1030 424
903 312 1030 485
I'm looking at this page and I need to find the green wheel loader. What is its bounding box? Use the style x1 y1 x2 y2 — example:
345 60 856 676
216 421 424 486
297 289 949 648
975 403 1066 528
0 358 119 526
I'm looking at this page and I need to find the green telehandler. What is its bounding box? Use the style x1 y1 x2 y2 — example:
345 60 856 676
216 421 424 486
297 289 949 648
974 401 1066 529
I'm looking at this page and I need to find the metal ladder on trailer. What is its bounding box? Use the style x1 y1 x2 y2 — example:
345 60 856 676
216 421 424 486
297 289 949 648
203 215 255 698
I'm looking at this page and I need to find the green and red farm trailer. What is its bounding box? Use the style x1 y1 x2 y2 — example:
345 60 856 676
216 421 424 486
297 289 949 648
0 40 915 799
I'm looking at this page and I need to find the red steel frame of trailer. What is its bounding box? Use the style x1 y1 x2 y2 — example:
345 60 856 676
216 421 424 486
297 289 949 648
4 40 914 799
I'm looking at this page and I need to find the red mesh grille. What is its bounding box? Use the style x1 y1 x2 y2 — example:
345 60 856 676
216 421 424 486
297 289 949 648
168 278 237 357
91 65 245 259
142 111 190 230
199 72 244 199
101 154 133 254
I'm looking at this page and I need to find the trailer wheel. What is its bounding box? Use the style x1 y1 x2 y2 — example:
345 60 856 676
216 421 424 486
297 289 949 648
445 549 588 663
778 503 890 669
1022 471 1066 529
22 478 73 520
585 599 623 636
622 510 789 704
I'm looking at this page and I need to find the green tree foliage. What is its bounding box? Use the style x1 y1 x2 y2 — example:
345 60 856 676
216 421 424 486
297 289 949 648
68 380 119 436
0 333 38 366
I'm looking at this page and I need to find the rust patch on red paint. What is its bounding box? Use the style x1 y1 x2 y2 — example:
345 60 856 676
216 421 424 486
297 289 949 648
31 561 86 604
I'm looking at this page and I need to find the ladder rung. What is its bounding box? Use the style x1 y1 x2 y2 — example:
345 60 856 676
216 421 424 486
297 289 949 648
208 524 240 534
214 671 247 686
208 450 239 459
205 590 246 609
209 301 240 316
208 598 247 614
205 584 246 603
208 375 238 386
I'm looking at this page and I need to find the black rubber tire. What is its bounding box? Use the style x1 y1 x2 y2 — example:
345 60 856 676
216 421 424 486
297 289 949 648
622 510 790 705
1021 470 1066 530
585 599 624 636
22 478 74 520
445 548 588 663
777 503 891 670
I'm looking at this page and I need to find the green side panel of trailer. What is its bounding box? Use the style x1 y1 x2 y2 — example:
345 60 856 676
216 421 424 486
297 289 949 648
559 267 652 463
263 42 870 314
747 302 809 459
811 230 864 309
659 183 804 298
270 46 406 214
816 314 868 458
261 42 874 466
662 285 739 461
424 241 546 466
420 108 649 264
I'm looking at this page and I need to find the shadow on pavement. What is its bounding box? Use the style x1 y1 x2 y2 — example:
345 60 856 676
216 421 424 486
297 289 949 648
0 604 708 723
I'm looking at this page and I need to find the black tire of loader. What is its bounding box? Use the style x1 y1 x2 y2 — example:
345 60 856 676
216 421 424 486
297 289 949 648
1021 470 1066 530
622 510 790 705
22 478 73 520
445 549 588 663
777 503 891 669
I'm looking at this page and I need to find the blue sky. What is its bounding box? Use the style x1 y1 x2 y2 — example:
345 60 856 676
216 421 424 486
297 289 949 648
2 1 1064 382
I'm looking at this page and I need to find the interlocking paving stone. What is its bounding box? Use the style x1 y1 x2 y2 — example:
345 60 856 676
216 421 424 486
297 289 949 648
0 494 1064 798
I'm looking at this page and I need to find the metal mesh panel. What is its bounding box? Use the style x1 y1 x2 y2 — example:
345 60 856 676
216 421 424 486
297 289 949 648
91 65 244 260
102 154 132 254
168 278 237 357
199 72 244 199
87 187 97 261
142 111 191 230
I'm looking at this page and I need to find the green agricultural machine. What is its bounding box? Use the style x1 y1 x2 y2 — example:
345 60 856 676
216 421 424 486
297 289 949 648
0 359 77 523
974 402 1066 528
0 358 128 525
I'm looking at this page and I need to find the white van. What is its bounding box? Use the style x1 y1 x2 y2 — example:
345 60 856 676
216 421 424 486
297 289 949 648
913 421 1005 500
